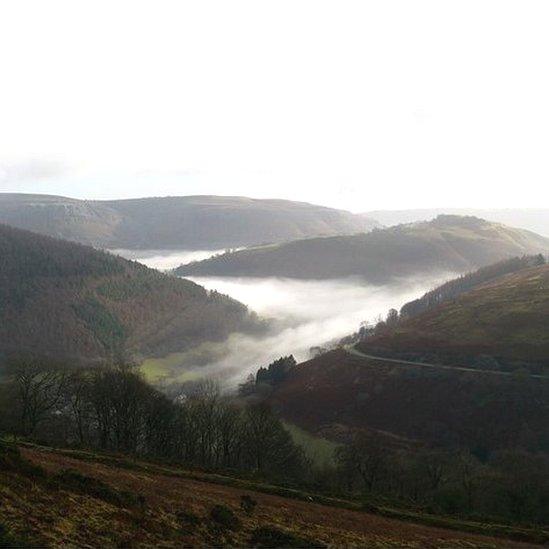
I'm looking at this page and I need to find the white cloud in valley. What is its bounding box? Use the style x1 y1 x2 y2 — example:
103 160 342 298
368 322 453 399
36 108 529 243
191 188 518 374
163 274 455 387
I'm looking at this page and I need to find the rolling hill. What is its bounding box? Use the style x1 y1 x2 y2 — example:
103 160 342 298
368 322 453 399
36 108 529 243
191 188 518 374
176 215 549 281
0 224 263 365
0 193 379 250
359 262 549 371
268 262 549 455
364 208 549 237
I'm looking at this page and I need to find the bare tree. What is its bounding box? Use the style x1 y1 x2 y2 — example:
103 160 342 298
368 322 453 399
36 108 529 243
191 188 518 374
10 359 68 436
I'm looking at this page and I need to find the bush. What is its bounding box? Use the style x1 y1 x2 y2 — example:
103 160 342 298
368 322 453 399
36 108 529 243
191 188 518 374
0 523 31 548
249 526 325 548
176 509 201 528
432 486 468 515
240 494 258 515
0 441 46 480
0 440 21 470
49 469 145 508
209 504 241 531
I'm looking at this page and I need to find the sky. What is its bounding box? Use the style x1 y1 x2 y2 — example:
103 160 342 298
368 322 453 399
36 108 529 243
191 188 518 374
0 0 548 212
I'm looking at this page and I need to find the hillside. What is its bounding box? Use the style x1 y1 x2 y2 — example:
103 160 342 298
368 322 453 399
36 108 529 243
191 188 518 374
176 215 549 281
359 263 549 371
269 349 549 456
0 442 540 547
0 193 379 250
0 224 262 365
267 263 549 455
400 254 546 318
364 208 549 237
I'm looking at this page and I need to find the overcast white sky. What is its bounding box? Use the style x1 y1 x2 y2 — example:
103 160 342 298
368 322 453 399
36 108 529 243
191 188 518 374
0 1 548 212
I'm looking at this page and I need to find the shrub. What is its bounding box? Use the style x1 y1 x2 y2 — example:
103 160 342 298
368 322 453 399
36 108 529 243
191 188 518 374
176 509 201 528
249 526 325 548
0 440 21 470
240 494 258 515
0 523 31 548
49 469 145 508
0 441 46 480
209 504 241 531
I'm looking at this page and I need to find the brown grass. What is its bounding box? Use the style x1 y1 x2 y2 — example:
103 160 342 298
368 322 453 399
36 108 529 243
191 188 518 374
0 445 541 548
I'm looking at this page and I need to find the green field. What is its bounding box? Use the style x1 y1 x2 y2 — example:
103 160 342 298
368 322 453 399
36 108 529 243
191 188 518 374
283 422 339 467
140 340 233 384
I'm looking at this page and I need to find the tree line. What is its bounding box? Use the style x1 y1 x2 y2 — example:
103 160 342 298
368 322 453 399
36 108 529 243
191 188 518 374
1 357 548 526
334 432 549 525
0 359 306 481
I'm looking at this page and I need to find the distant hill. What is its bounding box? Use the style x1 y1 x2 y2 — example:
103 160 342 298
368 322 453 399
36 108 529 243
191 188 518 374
0 224 262 365
176 215 549 281
0 193 379 250
364 208 549 237
359 262 549 371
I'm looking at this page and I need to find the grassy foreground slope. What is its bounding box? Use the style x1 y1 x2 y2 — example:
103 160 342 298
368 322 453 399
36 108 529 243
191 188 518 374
0 224 261 365
360 264 549 370
0 193 379 250
0 442 542 548
177 215 549 281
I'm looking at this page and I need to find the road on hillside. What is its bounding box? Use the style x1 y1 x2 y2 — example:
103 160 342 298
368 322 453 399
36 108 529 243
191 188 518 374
345 346 549 380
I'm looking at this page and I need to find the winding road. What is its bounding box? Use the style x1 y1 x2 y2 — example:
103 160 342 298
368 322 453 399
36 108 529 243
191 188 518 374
345 346 549 380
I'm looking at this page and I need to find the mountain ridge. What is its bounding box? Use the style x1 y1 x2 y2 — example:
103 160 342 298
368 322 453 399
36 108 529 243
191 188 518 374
176 215 549 281
364 208 549 237
0 193 379 250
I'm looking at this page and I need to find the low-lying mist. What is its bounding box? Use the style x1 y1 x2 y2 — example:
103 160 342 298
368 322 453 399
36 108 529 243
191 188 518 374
110 248 225 270
114 249 455 390
157 273 456 390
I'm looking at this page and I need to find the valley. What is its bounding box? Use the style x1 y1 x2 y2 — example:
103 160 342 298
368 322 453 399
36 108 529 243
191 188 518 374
1 210 549 547
137 264 452 386
3 5 549 544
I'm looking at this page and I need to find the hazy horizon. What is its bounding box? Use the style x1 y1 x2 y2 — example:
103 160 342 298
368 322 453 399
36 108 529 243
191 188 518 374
2 1 549 212
3 190 549 217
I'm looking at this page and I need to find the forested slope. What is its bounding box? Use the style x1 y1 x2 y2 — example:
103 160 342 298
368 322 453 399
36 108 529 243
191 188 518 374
0 224 262 365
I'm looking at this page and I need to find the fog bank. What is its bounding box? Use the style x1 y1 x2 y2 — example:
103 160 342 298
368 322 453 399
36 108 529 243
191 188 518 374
177 273 456 388
109 249 225 270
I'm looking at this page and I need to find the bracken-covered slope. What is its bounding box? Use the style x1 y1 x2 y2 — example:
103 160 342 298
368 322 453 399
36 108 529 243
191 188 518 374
176 215 549 281
0 224 262 365
269 350 549 455
0 193 379 250
0 443 539 548
399 254 546 318
360 263 549 369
